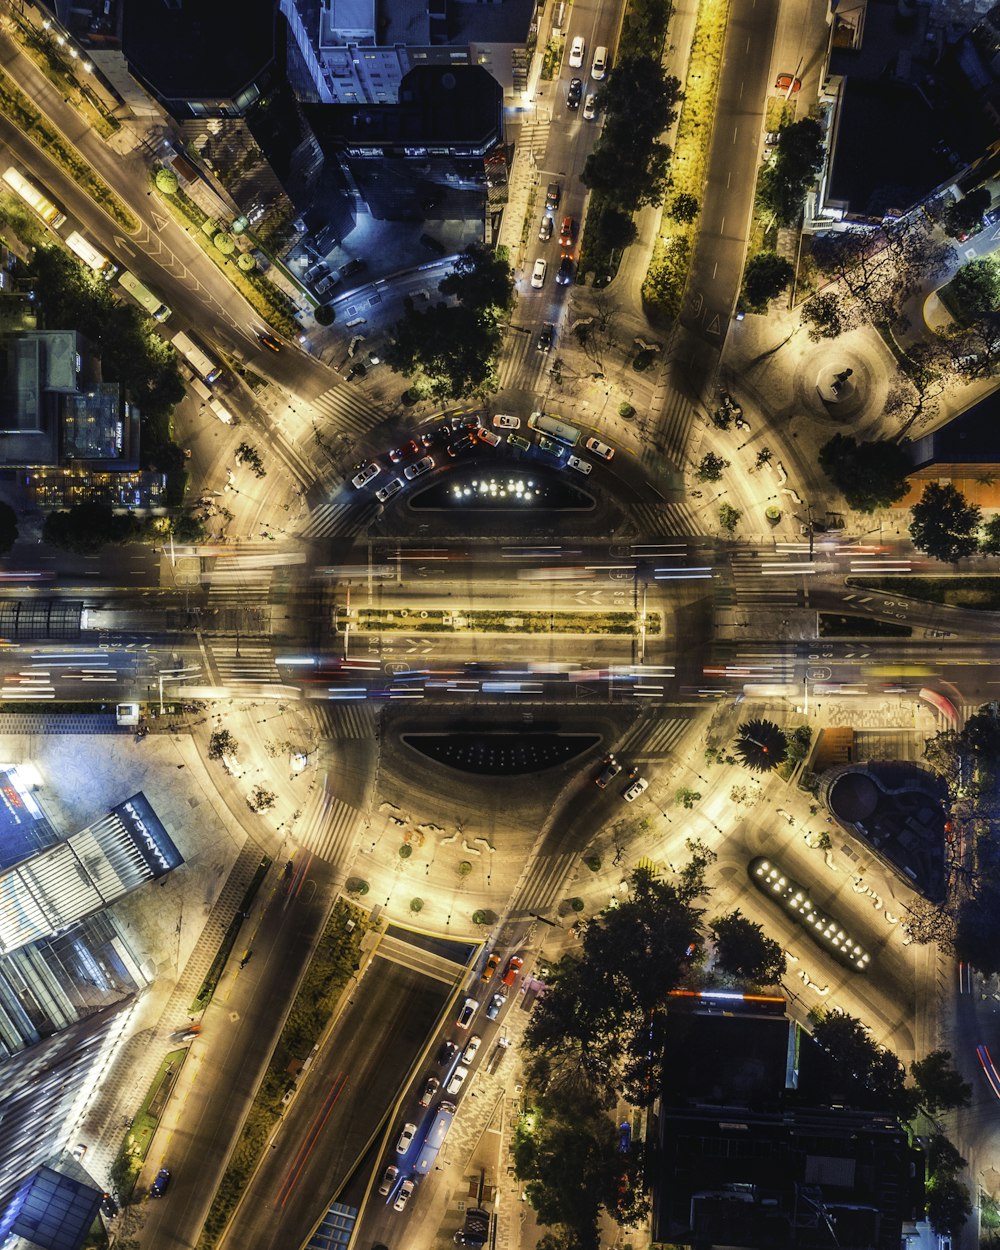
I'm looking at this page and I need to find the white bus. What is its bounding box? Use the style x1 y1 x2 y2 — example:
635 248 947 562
65 230 119 281
171 330 222 384
117 269 171 322
2 165 66 230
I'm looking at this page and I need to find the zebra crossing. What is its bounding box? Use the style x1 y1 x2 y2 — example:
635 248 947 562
300 501 378 540
206 555 273 602
657 387 699 459
728 551 802 606
628 501 707 537
616 715 693 758
309 385 385 440
295 785 363 864
732 646 797 684
513 851 578 918
515 118 551 164
312 702 379 739
209 642 278 685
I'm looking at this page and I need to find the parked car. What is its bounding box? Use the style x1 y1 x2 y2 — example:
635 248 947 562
396 1123 417 1155
437 1039 458 1064
567 77 583 110
351 462 381 489
447 1065 469 1095
567 455 592 475
379 1164 399 1195
568 34 585 67
764 130 780 145
339 257 368 279
595 756 622 788
538 215 554 242
493 414 520 429
404 456 434 480
531 258 547 288
537 434 564 457
508 433 530 451
622 777 649 802
774 72 801 92
584 437 615 460
419 233 447 255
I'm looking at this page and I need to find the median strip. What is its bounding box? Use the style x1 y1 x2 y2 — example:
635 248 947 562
352 607 663 636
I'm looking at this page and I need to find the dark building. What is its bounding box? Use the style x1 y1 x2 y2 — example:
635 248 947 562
897 391 1000 509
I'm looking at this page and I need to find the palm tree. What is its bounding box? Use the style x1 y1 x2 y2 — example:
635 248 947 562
734 719 788 772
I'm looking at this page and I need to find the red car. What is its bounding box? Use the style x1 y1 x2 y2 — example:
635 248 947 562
501 955 523 987
389 440 420 463
559 216 575 247
775 73 801 93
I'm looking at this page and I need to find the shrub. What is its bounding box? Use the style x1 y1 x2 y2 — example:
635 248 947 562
410 897 424 913
584 854 602 872
570 897 585 912
619 402 635 418
399 844 413 859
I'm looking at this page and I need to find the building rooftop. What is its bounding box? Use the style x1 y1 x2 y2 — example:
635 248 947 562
912 393 1000 467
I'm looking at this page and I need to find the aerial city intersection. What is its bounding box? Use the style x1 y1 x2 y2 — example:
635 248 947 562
0 0 997 1249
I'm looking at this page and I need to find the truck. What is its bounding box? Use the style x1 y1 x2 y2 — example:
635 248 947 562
414 1100 456 1175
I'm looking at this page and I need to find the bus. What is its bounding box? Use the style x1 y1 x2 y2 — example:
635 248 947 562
414 1100 456 1174
171 330 222 384
65 230 119 281
528 411 580 447
2 165 66 230
117 269 171 322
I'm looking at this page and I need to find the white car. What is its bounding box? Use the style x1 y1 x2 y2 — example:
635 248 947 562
531 258 546 289
567 455 592 475
462 1034 483 1063
583 93 598 120
591 45 608 79
493 414 520 429
376 478 403 503
379 1164 399 1196
456 996 478 1029
351 462 380 489
622 777 648 802
584 437 615 461
394 1177 415 1212
404 456 434 480
396 1122 417 1154
447 1065 469 1095
569 35 585 67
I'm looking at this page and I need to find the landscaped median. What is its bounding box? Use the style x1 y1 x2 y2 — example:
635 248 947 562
0 65 137 232
197 899 371 1250
850 575 1000 611
353 607 663 636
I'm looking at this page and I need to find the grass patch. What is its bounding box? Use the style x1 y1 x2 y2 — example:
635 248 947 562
189 855 272 1013
197 900 371 1250
819 613 912 638
108 1049 189 1199
850 575 1000 610
355 608 662 636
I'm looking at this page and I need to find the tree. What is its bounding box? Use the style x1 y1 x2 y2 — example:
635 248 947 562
810 1009 918 1117
757 118 825 225
754 447 772 470
926 1175 973 1236
438 241 514 315
695 452 729 482
733 719 787 772
42 502 140 553
926 1133 966 1177
818 434 912 512
235 442 266 478
954 883 1000 975
910 1049 972 1115
711 909 787 984
980 515 1000 554
949 257 1000 317
909 482 981 563
675 787 701 808
208 729 239 760
718 502 742 533
942 186 991 240
248 785 276 813
0 502 17 555
801 291 852 341
785 725 813 766
669 192 699 223
599 206 639 250
743 252 795 308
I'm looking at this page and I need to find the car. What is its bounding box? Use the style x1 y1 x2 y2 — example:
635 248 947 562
583 92 598 120
351 462 381 489
595 757 622 788
101 1192 118 1218
584 437 615 461
501 955 523 986
567 77 583 110
170 1027 200 1042
340 257 368 279
619 1121 632 1152
537 434 564 457
404 456 434 480
257 331 282 352
775 73 801 92
531 258 547 288
559 216 575 247
451 412 481 430
568 34 585 67
376 478 403 503
396 1123 417 1155
486 991 506 1020
764 130 779 145
481 953 501 982
389 440 420 463
538 215 554 242
437 1039 458 1064
456 997 478 1029
394 1177 415 1212
537 324 554 353
419 1075 440 1107
447 434 477 456
545 182 561 211
493 414 520 429
556 255 574 285
478 428 501 447
508 433 531 451
462 1034 482 1063
150 1168 171 1198
622 777 649 802
447 1065 469 1095
591 46 608 79
379 1164 400 1195
567 455 592 475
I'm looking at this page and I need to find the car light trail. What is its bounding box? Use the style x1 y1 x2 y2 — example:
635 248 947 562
977 1045 1000 1099
653 567 713 580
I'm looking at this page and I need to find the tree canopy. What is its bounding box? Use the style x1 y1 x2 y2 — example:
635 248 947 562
910 1049 972 1116
909 482 981 563
949 257 1000 318
757 118 825 225
733 719 787 773
711 910 787 984
942 187 991 240
810 1010 917 1117
818 434 912 512
42 503 141 554
743 252 795 309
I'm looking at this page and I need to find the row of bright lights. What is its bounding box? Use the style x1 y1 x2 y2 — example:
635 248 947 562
40 20 94 72
751 857 871 971
451 478 541 501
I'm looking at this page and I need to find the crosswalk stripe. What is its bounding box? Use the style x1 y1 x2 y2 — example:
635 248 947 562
514 851 577 916
617 715 691 756
300 502 377 539
312 703 379 739
297 789 362 863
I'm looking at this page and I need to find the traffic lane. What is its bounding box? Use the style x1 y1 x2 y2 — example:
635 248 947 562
224 955 451 1250
139 856 337 1250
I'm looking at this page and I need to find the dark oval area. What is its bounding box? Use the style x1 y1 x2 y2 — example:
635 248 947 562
410 468 595 510
403 731 601 774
